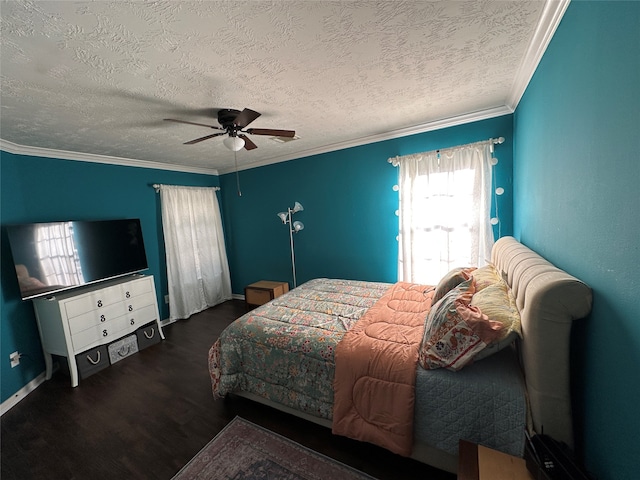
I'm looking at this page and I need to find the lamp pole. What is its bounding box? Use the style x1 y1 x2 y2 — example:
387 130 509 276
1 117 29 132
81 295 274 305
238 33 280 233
288 207 298 288
278 202 304 289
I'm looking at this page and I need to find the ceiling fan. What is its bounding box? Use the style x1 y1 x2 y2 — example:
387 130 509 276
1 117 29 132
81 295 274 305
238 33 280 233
164 108 295 151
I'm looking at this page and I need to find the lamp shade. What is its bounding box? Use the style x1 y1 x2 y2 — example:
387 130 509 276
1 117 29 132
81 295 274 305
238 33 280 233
277 212 288 223
293 221 304 232
292 201 304 213
223 136 245 151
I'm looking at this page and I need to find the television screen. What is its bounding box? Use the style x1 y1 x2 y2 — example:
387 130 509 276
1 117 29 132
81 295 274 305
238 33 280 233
6 219 149 300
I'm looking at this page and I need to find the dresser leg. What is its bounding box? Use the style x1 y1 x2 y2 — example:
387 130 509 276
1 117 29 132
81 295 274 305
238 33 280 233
44 352 53 380
68 359 79 388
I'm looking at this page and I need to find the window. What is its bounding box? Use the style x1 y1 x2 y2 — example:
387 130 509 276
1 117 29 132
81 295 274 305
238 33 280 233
392 142 494 285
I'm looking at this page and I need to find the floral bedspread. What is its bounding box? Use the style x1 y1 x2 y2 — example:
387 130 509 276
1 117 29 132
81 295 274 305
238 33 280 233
208 278 391 419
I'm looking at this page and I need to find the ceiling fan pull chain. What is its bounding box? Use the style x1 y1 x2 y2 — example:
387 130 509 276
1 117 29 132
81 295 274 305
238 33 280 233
234 150 242 197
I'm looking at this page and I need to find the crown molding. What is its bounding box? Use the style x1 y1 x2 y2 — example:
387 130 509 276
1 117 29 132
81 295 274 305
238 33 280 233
217 0 575 177
2 0 565 179
218 104 514 174
0 139 220 176
2 104 511 177
1 1 568 178
507 0 571 109
1 103 516 178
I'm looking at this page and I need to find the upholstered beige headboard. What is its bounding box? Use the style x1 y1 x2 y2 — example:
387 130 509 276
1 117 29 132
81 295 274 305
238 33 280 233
492 236 592 448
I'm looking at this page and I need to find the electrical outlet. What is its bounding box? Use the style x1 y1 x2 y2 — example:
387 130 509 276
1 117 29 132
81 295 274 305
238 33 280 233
164 295 170 304
10 351 20 368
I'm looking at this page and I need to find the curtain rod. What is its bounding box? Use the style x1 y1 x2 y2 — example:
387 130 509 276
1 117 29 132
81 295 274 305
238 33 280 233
152 184 221 193
388 136 505 164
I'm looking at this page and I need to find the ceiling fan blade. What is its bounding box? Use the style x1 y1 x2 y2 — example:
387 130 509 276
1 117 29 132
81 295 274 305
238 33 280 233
245 128 295 138
239 134 258 150
165 118 223 130
233 108 261 128
184 132 225 145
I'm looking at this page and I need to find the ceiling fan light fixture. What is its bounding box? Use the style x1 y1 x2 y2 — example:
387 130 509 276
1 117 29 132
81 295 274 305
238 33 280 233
223 135 245 151
166 108 294 152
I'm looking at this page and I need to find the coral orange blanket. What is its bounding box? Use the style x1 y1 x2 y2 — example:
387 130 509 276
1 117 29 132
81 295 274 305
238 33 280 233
332 281 434 456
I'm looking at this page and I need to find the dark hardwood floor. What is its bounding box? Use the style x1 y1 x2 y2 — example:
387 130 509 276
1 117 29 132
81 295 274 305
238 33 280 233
1 300 455 480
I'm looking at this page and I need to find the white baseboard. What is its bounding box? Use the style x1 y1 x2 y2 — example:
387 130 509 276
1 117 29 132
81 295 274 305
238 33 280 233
2 297 246 415
1 372 47 416
159 317 177 327
160 297 245 327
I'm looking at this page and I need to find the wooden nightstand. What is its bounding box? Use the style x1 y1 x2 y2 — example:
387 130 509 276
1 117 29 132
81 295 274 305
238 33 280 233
458 439 533 480
244 281 289 310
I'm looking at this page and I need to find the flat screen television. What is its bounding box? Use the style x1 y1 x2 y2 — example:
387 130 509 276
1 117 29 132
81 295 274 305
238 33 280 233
6 218 149 300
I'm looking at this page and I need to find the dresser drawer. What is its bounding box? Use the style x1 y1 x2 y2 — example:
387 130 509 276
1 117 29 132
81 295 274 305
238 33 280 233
122 277 153 298
67 301 128 334
124 303 158 329
108 335 139 364
32 274 163 387
67 291 156 335
70 304 157 352
71 323 118 352
62 277 154 319
136 322 162 350
63 284 128 318
75 345 110 380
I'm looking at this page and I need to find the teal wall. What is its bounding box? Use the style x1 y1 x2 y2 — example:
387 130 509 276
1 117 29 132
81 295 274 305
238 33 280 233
1 115 512 405
0 151 219 403
6 5 637 478
513 2 640 479
220 115 513 293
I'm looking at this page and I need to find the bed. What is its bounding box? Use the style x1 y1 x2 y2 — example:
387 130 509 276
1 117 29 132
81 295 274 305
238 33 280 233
208 236 592 473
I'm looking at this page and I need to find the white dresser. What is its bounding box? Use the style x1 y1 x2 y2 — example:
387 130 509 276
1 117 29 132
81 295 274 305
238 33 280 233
33 274 164 387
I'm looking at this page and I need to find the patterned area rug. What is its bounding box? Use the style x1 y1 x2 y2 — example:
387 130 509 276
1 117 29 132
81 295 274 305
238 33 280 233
172 416 376 480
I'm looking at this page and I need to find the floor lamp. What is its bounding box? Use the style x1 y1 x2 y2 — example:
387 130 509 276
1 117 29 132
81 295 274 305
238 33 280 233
277 201 304 288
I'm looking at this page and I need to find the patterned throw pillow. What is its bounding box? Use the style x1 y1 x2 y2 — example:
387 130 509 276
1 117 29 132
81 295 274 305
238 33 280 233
419 278 504 371
470 281 522 361
470 263 504 291
432 267 477 304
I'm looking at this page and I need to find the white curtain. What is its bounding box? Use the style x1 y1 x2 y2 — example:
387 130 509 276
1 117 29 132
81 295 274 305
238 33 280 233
391 141 494 285
158 185 232 321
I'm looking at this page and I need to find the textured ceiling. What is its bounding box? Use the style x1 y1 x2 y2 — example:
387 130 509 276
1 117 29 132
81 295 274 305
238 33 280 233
0 1 564 174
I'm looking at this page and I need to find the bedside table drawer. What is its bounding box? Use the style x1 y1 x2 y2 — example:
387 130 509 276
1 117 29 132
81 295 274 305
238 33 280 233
245 288 273 305
245 280 289 308
458 440 533 480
